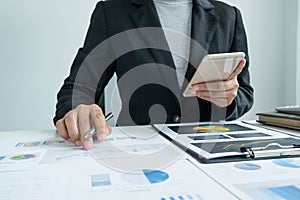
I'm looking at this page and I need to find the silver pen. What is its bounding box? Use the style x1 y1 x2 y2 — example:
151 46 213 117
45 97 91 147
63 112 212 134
84 112 113 139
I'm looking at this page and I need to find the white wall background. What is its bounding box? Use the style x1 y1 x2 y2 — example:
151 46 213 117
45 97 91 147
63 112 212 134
0 0 99 131
298 0 300 104
225 0 299 120
0 0 299 131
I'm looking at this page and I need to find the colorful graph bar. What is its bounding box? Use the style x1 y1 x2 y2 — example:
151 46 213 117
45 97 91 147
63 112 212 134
106 136 137 141
15 140 66 147
160 194 203 200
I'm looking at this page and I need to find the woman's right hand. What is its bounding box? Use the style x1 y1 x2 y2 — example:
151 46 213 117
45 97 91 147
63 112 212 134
55 104 112 150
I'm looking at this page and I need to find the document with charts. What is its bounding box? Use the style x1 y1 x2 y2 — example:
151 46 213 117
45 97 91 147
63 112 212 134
153 121 300 163
192 157 300 200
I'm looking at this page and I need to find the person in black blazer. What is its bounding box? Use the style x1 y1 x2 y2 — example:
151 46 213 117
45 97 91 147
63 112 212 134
54 0 253 149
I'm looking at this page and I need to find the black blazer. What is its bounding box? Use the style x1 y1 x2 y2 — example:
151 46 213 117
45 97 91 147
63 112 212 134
54 0 253 125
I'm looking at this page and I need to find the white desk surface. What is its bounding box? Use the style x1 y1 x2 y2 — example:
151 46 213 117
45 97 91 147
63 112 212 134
1 124 300 200
0 127 237 200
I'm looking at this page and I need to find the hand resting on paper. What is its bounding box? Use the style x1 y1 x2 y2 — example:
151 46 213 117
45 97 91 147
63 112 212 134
55 104 112 150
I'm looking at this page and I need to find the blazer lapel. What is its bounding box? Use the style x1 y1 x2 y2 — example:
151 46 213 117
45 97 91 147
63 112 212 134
184 0 219 85
130 0 180 93
130 0 176 70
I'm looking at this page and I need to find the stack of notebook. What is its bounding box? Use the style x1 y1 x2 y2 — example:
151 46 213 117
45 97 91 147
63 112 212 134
256 105 300 130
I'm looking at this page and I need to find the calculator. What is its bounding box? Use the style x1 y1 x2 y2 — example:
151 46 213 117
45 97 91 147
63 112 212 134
275 105 300 115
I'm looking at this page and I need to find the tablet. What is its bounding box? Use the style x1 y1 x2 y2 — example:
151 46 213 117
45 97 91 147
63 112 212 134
153 121 300 163
183 52 245 97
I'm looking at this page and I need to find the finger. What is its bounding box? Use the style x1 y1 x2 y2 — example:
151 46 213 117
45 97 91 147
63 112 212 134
196 89 237 99
89 105 108 142
191 81 228 92
82 136 93 150
195 85 238 107
75 140 82 147
56 119 69 140
205 82 228 92
193 77 239 93
192 79 237 92
100 124 112 141
64 111 80 143
77 105 93 150
227 59 246 80
105 125 112 136
190 83 202 92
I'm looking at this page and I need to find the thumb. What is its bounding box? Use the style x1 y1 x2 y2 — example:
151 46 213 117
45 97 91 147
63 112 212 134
227 58 246 80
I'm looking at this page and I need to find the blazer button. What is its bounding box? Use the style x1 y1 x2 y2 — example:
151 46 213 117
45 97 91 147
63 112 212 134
173 115 181 123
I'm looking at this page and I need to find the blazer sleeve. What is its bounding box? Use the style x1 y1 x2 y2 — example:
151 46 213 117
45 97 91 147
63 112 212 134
53 1 115 125
225 7 254 120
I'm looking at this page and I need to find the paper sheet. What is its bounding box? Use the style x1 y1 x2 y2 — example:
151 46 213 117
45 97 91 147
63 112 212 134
89 126 186 172
0 127 237 200
191 157 300 200
0 166 66 200
63 159 238 200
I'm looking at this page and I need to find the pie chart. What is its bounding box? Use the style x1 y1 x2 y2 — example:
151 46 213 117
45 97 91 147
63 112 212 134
234 163 261 170
123 169 169 185
273 159 300 168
